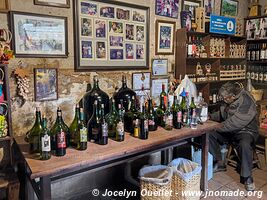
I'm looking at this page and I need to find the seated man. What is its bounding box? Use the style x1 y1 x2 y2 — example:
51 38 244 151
209 82 258 191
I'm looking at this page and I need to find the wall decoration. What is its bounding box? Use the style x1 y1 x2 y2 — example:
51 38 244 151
152 59 168 76
181 11 192 31
203 0 215 17
155 20 176 55
221 0 238 17
132 72 151 91
182 0 202 19
14 67 30 105
246 17 267 40
34 0 70 8
74 0 149 70
155 0 179 19
34 68 58 101
10 12 68 58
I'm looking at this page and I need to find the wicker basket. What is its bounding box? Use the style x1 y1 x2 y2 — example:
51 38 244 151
139 165 173 200
251 89 263 101
169 158 201 200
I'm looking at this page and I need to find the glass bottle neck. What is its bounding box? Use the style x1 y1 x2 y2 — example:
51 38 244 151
35 111 42 124
93 80 100 90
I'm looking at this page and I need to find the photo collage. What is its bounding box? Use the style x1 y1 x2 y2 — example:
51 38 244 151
79 0 147 62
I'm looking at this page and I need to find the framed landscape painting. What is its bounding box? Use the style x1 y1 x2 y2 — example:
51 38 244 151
221 0 238 17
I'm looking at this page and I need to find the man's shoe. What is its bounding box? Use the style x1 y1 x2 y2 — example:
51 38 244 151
244 176 255 191
213 163 227 173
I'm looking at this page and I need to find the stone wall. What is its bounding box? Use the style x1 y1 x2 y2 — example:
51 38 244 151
0 0 248 136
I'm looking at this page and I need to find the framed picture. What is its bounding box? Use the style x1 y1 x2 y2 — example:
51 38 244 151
151 78 169 106
10 11 68 58
155 20 176 55
221 0 238 17
34 0 70 8
182 0 202 19
132 72 151 91
34 68 58 101
203 0 215 17
181 11 192 31
73 0 150 71
152 59 168 76
155 0 179 19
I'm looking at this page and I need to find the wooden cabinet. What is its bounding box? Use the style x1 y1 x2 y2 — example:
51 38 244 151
175 28 247 109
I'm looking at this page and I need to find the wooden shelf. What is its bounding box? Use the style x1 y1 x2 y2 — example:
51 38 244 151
247 61 267 64
186 57 246 60
247 39 267 43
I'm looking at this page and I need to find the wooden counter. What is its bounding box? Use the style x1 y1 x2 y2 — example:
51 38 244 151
14 120 220 200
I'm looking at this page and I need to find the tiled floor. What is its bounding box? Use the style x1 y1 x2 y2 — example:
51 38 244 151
206 153 267 200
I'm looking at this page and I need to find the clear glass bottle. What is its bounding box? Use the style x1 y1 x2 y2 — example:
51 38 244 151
105 98 119 138
40 115 51 160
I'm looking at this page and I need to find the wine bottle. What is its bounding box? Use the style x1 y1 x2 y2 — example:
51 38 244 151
180 89 187 127
88 100 101 142
40 115 51 160
106 98 119 138
28 107 42 154
55 110 67 156
160 84 167 108
172 94 181 129
115 104 125 142
83 75 109 125
125 96 139 133
77 108 87 150
147 99 157 131
69 104 79 147
188 36 193 57
140 104 149 139
189 97 196 117
156 94 166 127
99 104 108 145
114 75 136 112
164 101 173 131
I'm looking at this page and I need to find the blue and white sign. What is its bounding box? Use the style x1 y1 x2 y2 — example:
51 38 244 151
210 15 236 35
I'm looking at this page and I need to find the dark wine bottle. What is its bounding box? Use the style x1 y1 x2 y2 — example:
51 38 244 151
55 110 67 156
28 107 42 154
164 101 173 131
140 104 149 140
172 94 180 129
77 108 87 150
180 89 188 127
147 99 157 131
40 115 51 160
88 100 101 142
156 94 166 127
99 104 108 145
113 75 136 112
83 75 109 125
69 104 80 147
125 96 140 133
106 98 119 138
115 104 124 142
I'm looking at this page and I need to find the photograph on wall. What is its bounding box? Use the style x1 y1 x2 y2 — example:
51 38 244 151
126 24 134 40
221 0 238 17
81 1 97 16
95 41 107 60
95 20 106 38
259 18 267 39
81 18 92 37
110 49 124 60
100 6 115 18
136 25 145 41
182 0 201 19
125 43 134 59
181 11 192 32
155 0 179 19
204 0 215 17
116 8 130 20
34 68 58 101
152 59 168 76
109 36 123 47
156 20 175 55
10 12 67 57
132 72 151 91
74 0 149 70
81 40 93 59
245 18 266 40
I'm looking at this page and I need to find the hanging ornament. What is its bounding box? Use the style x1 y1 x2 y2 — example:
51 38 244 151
14 65 30 105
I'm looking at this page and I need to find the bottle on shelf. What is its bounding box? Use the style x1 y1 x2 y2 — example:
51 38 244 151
156 94 166 127
115 104 125 142
189 97 196 121
256 44 260 61
264 68 267 83
247 44 251 61
106 98 119 138
132 119 140 138
40 115 51 160
55 109 67 157
190 108 197 129
261 44 266 61
147 99 157 131
88 100 101 142
164 101 173 131
160 84 167 108
113 75 136 112
99 104 108 145
246 65 251 80
77 108 87 150
187 36 193 58
139 103 149 140
180 88 188 127
254 67 259 82
196 92 208 123
251 44 256 61
250 66 255 81
125 96 140 133
69 104 80 148
27 107 43 154
172 94 181 129
83 75 109 125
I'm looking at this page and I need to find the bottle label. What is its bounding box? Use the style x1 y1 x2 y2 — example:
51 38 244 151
247 72 251 79
163 96 167 108
183 112 187 123
167 115 173 126
41 135 51 152
177 111 182 122
144 120 149 130
192 109 196 118
251 72 255 80
116 121 124 136
188 44 193 56
149 119 155 126
259 73 264 82
80 127 87 142
134 127 139 137
102 122 108 137
57 132 66 148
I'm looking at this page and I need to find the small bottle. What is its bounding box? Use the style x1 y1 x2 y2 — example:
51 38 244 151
190 109 197 129
99 104 108 145
147 99 158 131
69 104 80 148
133 119 140 138
172 94 180 129
115 104 125 142
40 115 51 160
106 98 119 138
88 100 101 142
164 101 173 131
77 108 87 150
55 110 67 157
140 104 149 140
156 94 166 127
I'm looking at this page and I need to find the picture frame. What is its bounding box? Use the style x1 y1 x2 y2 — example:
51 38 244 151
132 72 151 91
73 0 150 71
155 20 176 55
0 0 10 12
152 59 168 76
34 0 70 8
203 0 215 17
10 11 68 58
245 17 267 40
181 11 192 31
34 68 58 101
221 0 238 17
155 0 179 19
182 0 202 19
151 78 169 106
